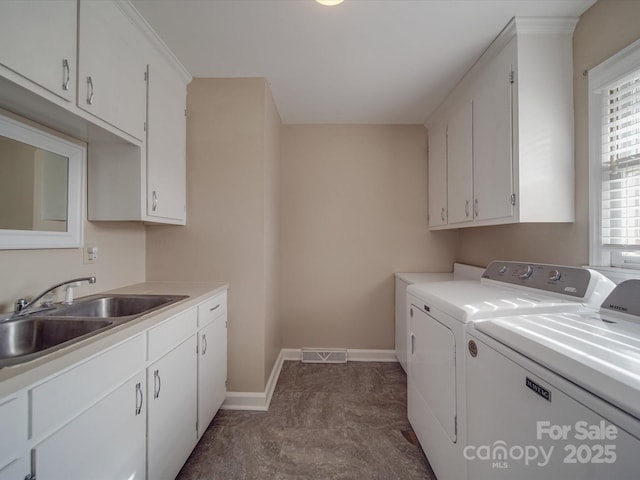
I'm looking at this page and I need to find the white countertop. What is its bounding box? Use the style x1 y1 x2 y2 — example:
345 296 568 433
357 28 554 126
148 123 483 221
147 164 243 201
395 272 454 284
395 262 485 285
0 281 228 399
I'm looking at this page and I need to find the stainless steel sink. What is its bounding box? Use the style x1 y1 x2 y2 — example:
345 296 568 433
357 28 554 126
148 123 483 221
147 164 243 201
0 317 113 367
0 294 189 368
50 294 188 318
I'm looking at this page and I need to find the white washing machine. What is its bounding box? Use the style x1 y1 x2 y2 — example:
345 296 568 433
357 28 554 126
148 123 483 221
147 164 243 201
405 261 615 480
466 279 640 479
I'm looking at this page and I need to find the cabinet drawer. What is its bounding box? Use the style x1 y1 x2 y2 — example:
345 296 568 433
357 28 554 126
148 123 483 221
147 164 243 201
31 334 145 440
198 293 227 328
0 393 26 469
148 308 197 361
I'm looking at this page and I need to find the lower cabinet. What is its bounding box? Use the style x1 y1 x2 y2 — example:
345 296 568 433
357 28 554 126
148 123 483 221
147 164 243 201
0 459 25 480
0 392 27 480
147 335 198 480
0 290 228 480
197 315 227 438
32 372 146 480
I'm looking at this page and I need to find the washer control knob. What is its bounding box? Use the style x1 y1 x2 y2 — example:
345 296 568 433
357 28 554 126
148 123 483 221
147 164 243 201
498 265 508 274
519 264 534 279
548 269 562 281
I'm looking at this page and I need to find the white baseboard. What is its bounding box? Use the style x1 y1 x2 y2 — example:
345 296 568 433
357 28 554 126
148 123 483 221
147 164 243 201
347 349 398 362
221 349 285 411
221 348 397 411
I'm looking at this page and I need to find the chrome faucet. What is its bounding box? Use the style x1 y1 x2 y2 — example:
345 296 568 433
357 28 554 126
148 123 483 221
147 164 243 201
13 276 97 316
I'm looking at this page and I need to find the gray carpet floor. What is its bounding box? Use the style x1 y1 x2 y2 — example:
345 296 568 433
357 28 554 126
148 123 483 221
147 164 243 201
176 360 436 479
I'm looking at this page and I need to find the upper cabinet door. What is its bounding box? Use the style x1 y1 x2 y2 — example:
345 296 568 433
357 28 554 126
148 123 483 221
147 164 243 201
77 0 146 141
428 122 448 227
146 60 187 223
0 0 76 102
473 38 516 222
446 101 474 225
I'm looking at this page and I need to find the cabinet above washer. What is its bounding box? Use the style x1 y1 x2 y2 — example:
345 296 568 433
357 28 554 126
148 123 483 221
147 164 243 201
427 17 577 230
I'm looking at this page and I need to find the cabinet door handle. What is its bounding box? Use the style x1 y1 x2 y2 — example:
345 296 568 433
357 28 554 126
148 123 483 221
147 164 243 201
135 382 143 415
62 59 70 91
202 334 208 355
154 369 161 399
26 449 36 480
441 208 445 222
411 333 416 355
474 198 479 217
465 200 470 217
86 76 94 105
210 304 220 312
152 190 158 211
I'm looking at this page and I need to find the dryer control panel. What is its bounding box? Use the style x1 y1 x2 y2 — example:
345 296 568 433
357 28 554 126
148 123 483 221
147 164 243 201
481 261 593 299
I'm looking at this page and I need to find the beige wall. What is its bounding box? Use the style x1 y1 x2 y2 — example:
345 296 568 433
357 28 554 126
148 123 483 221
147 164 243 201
456 0 640 268
0 220 145 313
280 125 457 349
263 82 282 383
146 78 281 393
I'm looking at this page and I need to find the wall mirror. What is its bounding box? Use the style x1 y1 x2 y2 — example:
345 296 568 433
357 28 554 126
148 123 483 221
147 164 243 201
0 112 85 249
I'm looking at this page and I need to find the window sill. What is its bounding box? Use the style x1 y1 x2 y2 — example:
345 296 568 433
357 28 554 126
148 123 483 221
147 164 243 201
585 265 640 285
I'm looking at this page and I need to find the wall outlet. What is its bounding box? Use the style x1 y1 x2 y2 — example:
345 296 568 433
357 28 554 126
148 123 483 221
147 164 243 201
84 244 98 264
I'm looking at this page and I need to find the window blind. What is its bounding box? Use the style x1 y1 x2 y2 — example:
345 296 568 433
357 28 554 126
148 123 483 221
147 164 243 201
601 67 640 246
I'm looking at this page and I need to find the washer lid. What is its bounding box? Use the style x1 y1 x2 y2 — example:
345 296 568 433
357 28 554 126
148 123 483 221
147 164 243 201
474 312 640 420
407 281 588 323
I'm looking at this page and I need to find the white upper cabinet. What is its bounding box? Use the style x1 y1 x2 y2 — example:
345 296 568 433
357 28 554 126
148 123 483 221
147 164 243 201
446 101 474 225
473 37 515 223
81 1 191 225
146 57 187 224
427 17 576 230
427 121 447 227
0 0 77 103
77 0 147 141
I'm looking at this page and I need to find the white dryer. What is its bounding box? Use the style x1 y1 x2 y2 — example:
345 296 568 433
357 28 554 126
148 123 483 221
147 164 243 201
466 279 640 479
395 263 484 372
405 261 615 480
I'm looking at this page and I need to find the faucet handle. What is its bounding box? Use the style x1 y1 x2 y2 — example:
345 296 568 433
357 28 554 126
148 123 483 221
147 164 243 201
15 298 27 313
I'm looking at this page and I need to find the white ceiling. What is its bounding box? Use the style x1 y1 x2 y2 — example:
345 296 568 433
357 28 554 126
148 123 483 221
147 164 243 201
131 0 596 124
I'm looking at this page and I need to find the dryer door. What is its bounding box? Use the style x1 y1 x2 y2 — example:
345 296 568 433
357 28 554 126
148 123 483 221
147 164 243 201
409 305 457 442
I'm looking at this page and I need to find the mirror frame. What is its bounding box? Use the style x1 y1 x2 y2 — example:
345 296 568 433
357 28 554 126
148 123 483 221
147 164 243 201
0 112 85 249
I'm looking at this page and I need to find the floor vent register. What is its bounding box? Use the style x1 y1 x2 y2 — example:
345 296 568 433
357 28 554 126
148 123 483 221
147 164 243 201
301 348 348 363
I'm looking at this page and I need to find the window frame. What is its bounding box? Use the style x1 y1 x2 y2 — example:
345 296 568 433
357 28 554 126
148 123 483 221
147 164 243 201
588 38 640 269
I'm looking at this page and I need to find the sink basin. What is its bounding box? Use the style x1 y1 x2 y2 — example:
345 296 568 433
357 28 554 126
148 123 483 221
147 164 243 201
0 294 189 368
0 317 113 367
50 294 188 318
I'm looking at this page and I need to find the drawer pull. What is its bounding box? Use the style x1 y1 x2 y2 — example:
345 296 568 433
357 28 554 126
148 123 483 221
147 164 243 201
135 382 143 415
153 369 161 399
209 304 221 312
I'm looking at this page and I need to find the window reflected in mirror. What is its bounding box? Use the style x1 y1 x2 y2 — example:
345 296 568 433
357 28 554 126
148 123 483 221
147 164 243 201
0 135 69 232
0 110 84 250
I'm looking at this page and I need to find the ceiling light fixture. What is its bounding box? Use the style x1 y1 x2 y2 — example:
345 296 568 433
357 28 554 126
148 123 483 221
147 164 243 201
315 0 344 6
